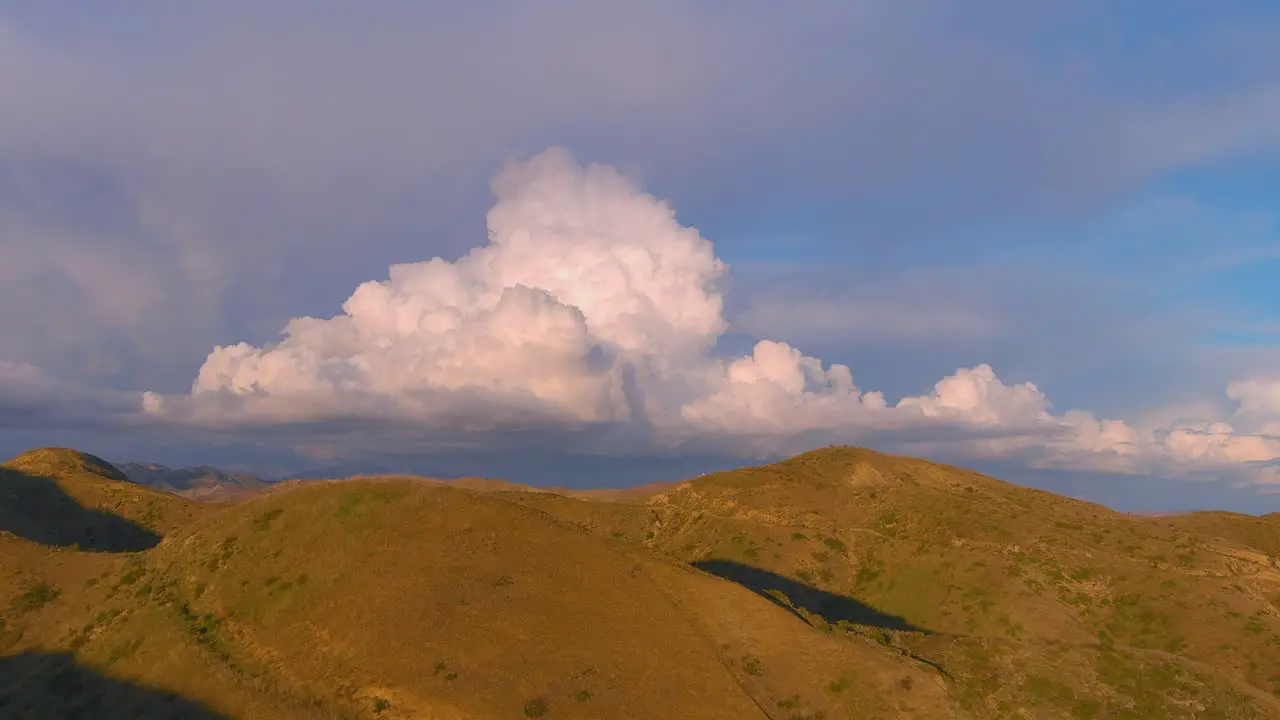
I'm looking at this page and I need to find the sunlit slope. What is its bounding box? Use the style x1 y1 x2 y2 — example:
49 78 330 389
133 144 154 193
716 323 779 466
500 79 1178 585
1 447 202 662
1161 510 1280 558
6 444 1280 718
142 479 957 719
0 449 309 718
511 446 1280 718
2 452 956 719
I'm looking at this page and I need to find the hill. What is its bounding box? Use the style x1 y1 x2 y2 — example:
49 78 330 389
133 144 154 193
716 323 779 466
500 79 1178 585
1161 511 1280 557
1 448 211 548
116 462 273 502
504 447 1280 717
2 445 1279 718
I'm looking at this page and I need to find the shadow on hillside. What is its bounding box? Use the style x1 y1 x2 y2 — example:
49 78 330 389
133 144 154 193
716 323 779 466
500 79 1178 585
693 560 927 633
0 651 228 719
0 469 161 552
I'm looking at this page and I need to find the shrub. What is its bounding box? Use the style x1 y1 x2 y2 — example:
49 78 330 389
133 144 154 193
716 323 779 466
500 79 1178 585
253 507 284 531
12 583 60 614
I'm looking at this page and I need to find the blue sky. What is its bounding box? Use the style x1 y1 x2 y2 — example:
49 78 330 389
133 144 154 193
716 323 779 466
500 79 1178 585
1 1 1279 512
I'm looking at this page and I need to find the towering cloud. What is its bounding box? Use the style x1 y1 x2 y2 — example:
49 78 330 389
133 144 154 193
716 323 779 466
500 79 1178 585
173 149 726 429
149 149 1280 483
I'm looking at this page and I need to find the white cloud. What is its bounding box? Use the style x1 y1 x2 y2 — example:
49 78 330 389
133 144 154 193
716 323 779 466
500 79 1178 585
897 365 1049 425
1160 423 1280 465
145 149 1280 486
1227 379 1280 417
162 149 725 429
679 340 885 438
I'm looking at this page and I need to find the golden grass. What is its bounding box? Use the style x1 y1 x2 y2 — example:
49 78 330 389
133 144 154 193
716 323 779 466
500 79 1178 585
3 445 1280 718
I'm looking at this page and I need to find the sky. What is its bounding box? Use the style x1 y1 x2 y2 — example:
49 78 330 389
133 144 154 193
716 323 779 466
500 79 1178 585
2 1 1279 512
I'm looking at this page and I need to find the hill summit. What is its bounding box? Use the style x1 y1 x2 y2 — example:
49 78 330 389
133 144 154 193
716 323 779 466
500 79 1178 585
3 447 131 484
1 447 208 552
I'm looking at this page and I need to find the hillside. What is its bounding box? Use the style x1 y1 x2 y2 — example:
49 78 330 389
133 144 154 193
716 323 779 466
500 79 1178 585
1 448 212 549
2 446 1279 718
504 447 1280 717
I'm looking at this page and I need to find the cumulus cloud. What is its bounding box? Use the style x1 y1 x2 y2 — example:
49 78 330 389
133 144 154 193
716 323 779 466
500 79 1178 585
145 149 1280 486
164 151 1055 446
162 149 724 430
1160 422 1280 465
148 150 942 439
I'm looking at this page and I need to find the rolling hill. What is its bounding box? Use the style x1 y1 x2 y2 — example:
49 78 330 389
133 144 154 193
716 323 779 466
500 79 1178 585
2 446 1279 718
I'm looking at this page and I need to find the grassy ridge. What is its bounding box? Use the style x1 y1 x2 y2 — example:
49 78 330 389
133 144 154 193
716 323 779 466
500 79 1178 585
510 446 1280 718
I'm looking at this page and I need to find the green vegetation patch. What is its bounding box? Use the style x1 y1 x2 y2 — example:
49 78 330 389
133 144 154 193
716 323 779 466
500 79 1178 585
252 507 285 531
334 485 412 520
522 697 549 717
10 582 61 615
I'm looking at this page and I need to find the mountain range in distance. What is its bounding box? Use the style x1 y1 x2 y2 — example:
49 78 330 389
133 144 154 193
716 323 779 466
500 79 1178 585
113 459 1203 519
114 462 276 502
113 459 685 506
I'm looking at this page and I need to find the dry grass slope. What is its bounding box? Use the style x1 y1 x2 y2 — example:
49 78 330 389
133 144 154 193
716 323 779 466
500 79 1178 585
3 445 1280 719
510 446 1280 718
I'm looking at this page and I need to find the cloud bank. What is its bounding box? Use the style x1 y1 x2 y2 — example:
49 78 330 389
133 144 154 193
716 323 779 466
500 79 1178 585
0 361 144 429
145 150 1280 485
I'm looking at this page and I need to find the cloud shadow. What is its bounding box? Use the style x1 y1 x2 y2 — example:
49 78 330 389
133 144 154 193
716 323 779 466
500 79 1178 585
693 559 927 633
0 651 228 719
0 469 161 552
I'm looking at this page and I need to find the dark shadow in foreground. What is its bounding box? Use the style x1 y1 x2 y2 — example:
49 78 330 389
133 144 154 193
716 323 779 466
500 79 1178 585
0 469 161 552
0 651 227 719
693 559 928 633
